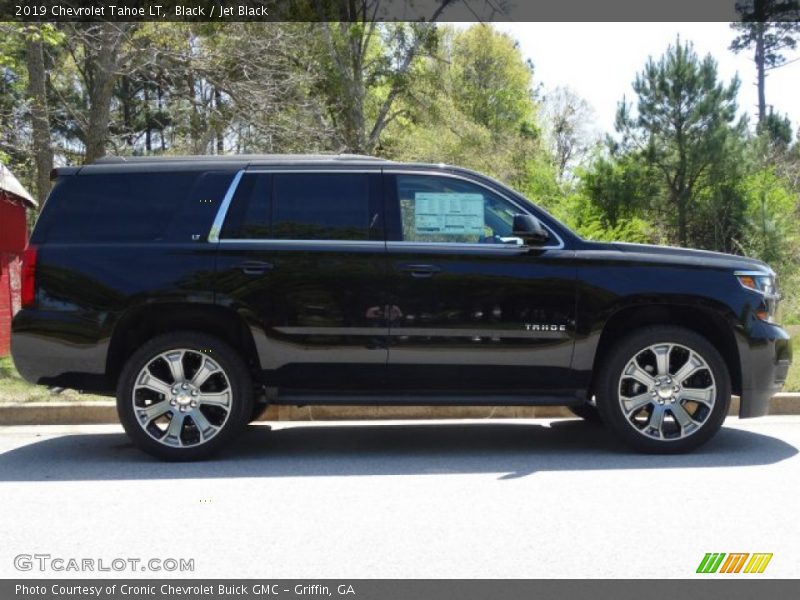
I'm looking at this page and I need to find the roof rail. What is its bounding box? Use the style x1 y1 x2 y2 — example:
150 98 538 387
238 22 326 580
91 153 389 164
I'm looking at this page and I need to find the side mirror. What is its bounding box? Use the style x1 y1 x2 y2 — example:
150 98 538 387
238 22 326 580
512 214 549 246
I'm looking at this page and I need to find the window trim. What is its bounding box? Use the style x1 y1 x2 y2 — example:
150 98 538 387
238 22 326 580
208 169 245 243
209 167 565 250
384 170 565 251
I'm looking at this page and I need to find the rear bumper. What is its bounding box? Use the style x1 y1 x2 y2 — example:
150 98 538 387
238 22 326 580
11 309 112 393
738 321 792 418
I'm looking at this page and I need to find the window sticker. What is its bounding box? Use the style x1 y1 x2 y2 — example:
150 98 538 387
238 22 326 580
414 192 484 235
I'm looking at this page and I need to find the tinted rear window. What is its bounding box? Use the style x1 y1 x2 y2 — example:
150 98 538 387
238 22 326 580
221 172 377 241
32 171 235 243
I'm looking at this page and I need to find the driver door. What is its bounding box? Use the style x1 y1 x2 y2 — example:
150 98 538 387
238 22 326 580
383 171 578 396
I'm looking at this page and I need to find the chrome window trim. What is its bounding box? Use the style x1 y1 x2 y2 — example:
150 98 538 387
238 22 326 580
385 169 565 250
208 167 565 250
245 168 383 174
386 241 529 254
217 239 385 248
208 169 245 243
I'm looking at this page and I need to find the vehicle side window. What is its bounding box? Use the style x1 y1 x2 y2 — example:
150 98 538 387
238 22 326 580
221 172 375 241
220 173 271 239
32 171 205 243
395 174 518 244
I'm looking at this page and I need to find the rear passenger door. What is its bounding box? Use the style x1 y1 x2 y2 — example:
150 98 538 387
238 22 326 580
213 168 388 391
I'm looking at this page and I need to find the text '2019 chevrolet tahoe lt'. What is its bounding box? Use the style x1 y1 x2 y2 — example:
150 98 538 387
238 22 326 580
12 155 792 460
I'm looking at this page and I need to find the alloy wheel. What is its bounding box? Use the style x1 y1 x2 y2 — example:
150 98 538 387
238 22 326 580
131 349 233 448
617 343 716 441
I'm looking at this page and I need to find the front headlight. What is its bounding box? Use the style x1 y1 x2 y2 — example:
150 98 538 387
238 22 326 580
735 271 779 322
735 272 776 295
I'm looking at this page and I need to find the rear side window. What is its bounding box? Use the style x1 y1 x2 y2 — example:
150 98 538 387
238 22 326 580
32 171 235 244
221 172 379 241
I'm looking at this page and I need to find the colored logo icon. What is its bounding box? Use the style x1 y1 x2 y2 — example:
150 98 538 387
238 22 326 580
696 553 773 574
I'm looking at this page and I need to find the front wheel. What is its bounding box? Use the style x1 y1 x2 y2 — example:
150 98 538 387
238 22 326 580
117 332 253 461
596 326 730 454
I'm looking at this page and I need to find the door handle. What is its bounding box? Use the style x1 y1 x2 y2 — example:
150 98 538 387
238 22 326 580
402 264 441 278
239 260 273 275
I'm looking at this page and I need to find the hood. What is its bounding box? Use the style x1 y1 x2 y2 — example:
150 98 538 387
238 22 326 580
588 241 771 273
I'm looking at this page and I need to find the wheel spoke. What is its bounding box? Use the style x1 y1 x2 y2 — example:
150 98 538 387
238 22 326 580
137 370 172 396
670 402 699 432
197 390 231 409
653 344 671 376
191 358 219 388
647 405 665 438
190 410 218 441
672 354 703 384
624 362 656 387
164 351 186 384
621 392 653 416
163 413 186 446
679 386 715 407
136 400 171 423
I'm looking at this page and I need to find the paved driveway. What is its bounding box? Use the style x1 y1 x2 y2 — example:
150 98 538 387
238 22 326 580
0 417 798 578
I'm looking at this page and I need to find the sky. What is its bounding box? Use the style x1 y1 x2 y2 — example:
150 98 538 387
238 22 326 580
454 22 800 138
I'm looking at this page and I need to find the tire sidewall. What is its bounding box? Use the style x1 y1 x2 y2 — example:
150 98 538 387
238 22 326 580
596 326 731 454
117 332 253 461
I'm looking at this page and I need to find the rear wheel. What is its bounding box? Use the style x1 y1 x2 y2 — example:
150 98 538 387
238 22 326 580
117 332 253 461
596 326 730 454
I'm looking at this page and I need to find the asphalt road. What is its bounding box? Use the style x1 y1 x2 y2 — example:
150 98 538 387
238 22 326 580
0 417 798 579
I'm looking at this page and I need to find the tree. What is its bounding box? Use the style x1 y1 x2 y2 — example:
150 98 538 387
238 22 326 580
616 39 742 245
310 0 451 153
381 25 557 204
730 0 800 123
60 22 134 162
542 86 597 181
24 25 57 203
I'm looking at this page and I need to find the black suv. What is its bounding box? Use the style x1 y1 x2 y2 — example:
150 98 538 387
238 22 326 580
11 155 792 460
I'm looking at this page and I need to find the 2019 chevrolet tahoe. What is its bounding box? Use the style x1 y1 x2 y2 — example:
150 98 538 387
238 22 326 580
11 154 792 460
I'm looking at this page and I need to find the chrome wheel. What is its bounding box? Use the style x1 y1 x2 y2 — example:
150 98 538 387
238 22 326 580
617 343 716 441
132 349 232 448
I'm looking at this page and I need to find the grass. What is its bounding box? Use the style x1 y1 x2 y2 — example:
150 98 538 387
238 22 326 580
2 327 799 403
0 355 109 403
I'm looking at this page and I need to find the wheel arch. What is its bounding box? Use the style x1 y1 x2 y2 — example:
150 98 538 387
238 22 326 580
589 302 741 399
106 303 260 388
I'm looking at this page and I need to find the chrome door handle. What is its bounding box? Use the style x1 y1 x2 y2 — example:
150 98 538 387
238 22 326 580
240 261 273 275
402 264 441 278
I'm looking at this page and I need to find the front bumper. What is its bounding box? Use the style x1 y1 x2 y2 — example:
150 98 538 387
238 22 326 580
738 320 792 418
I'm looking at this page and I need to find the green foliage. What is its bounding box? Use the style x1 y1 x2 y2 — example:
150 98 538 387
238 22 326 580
382 25 558 205
616 38 742 246
449 25 536 134
554 192 654 244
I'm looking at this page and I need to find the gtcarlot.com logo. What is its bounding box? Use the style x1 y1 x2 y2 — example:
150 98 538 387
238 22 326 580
696 552 773 574
14 554 195 573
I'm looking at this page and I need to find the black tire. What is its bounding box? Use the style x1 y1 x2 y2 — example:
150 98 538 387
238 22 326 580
568 403 604 424
596 326 730 454
117 331 253 461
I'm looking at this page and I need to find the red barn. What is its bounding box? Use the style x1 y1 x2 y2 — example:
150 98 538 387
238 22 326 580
0 164 37 356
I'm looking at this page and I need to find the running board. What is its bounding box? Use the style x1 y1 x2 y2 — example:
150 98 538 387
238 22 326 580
274 393 585 407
